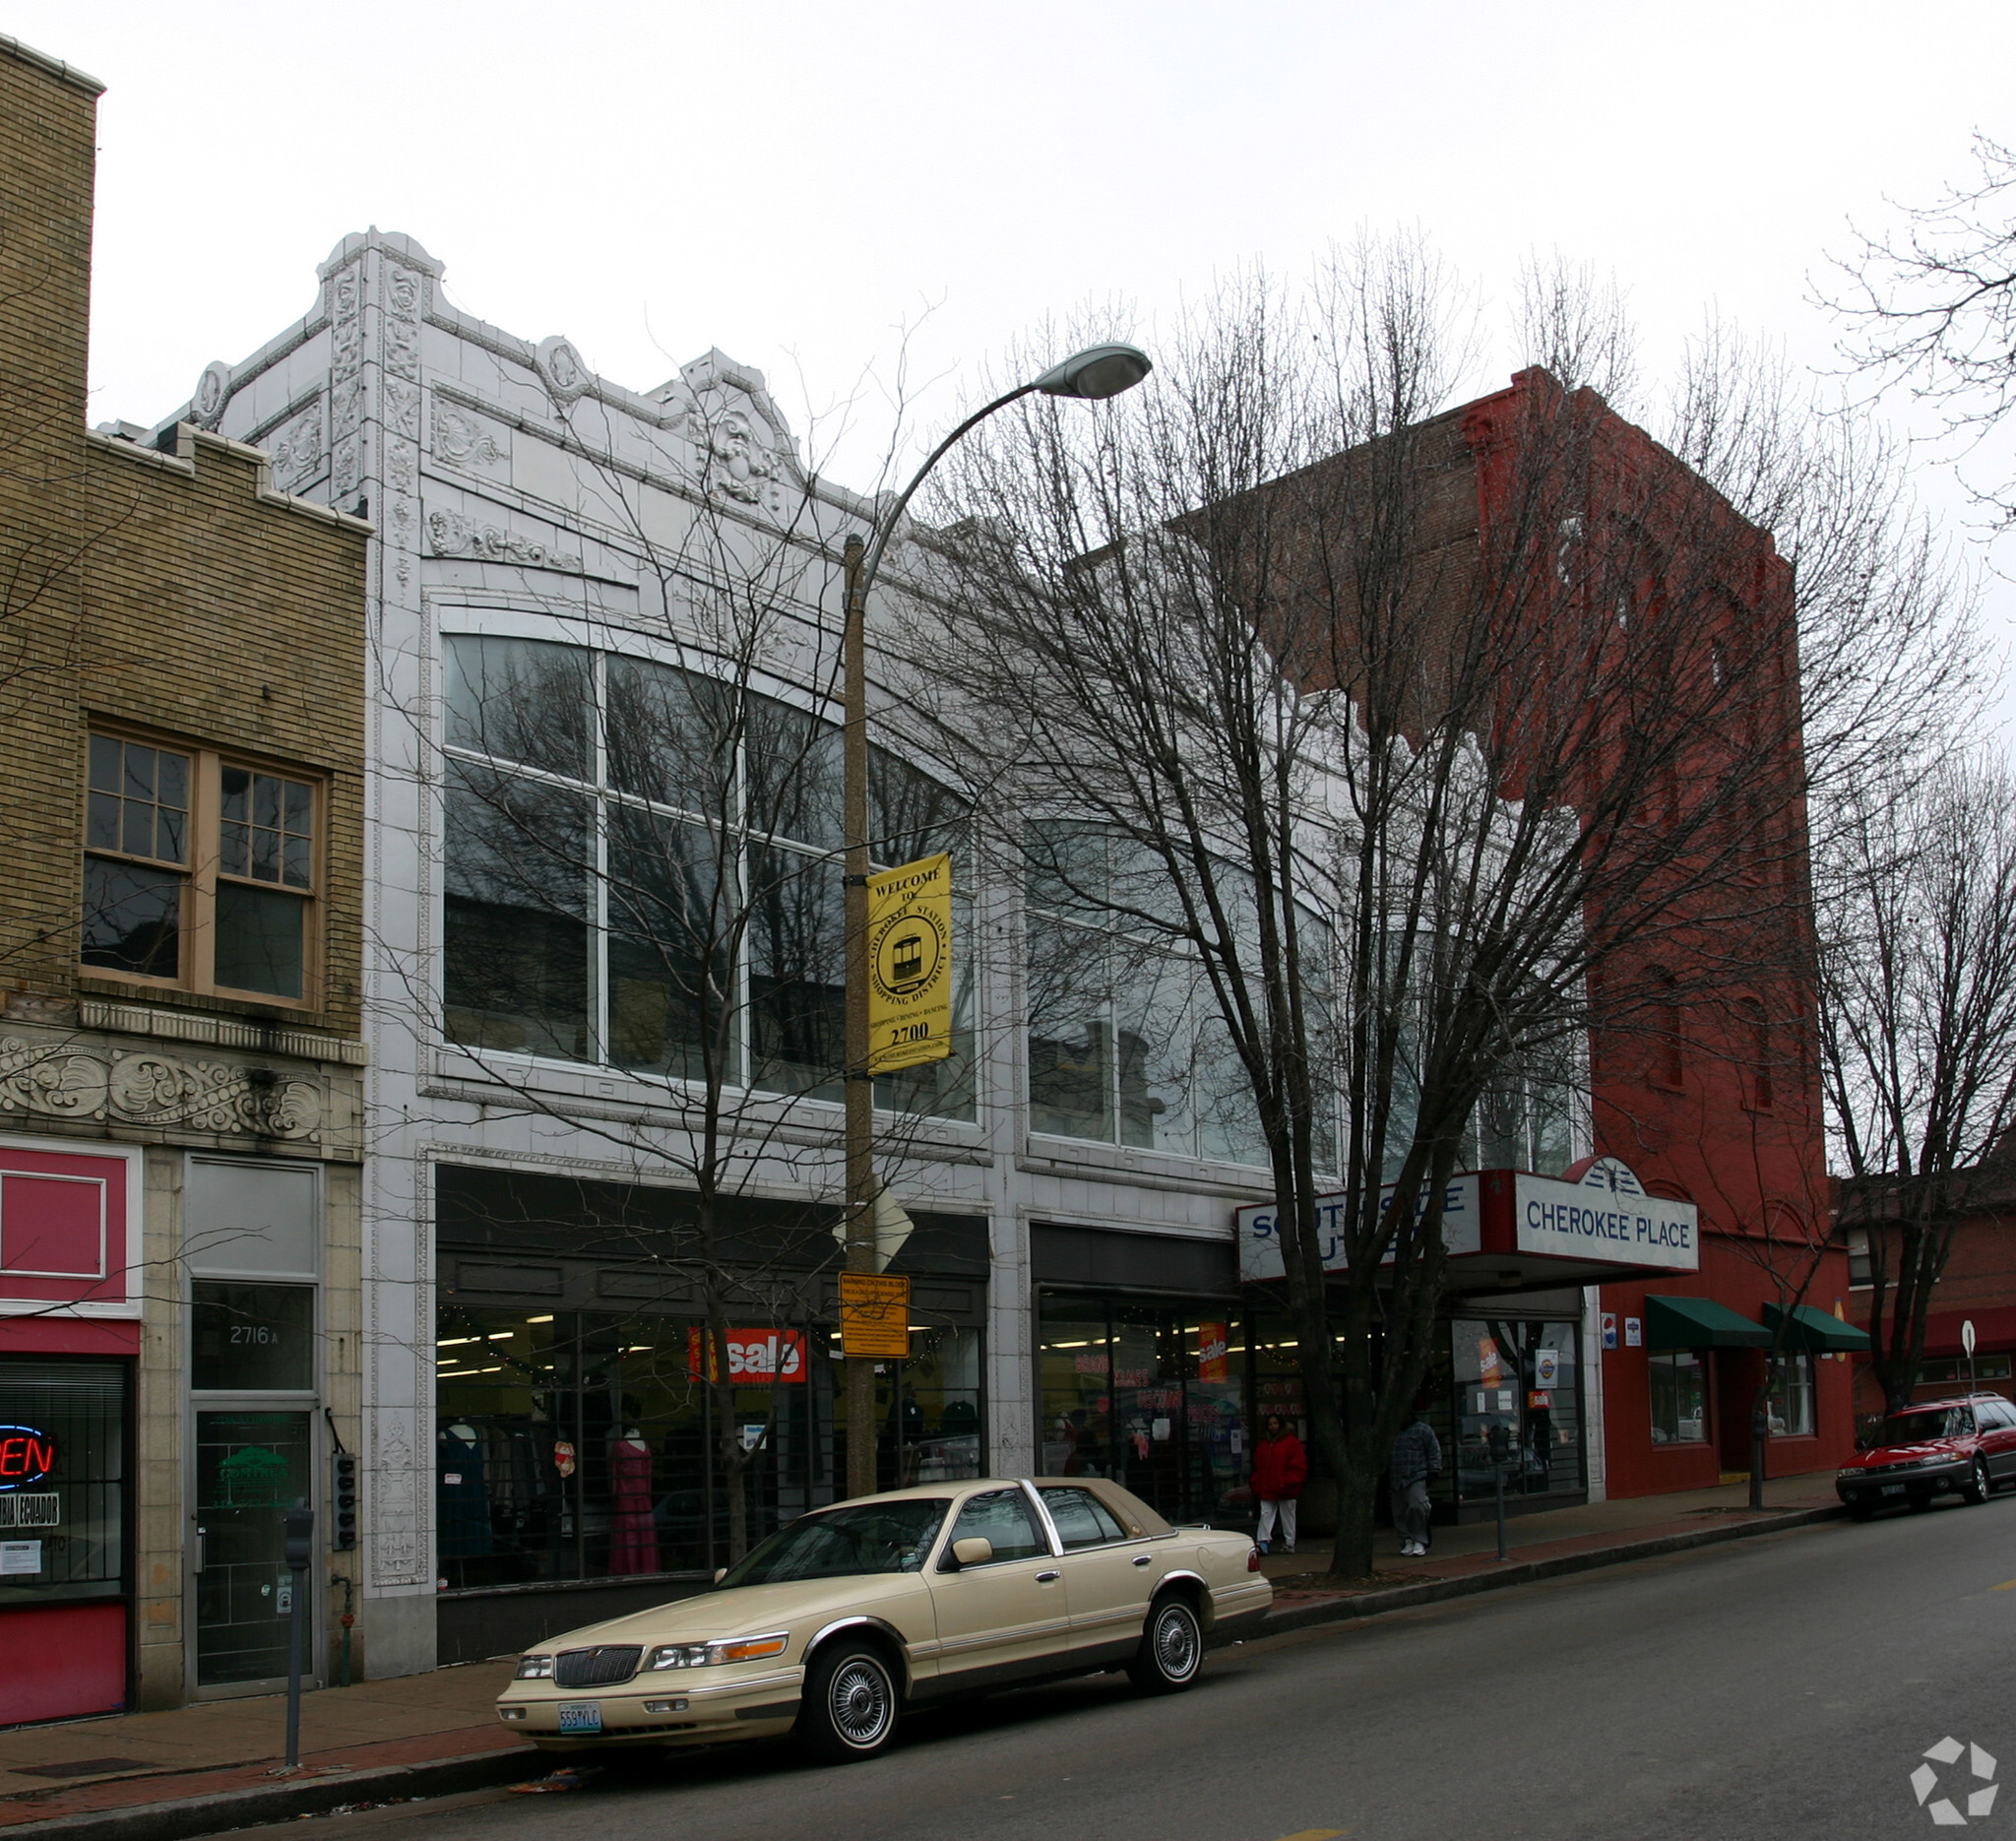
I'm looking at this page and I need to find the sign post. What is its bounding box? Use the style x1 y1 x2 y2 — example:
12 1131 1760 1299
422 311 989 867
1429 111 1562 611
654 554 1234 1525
1964 1318 1978 1395
840 1272 911 1361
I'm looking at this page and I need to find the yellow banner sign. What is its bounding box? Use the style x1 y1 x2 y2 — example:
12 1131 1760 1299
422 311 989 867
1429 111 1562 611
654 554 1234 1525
839 1271 912 1360
867 853 952 1072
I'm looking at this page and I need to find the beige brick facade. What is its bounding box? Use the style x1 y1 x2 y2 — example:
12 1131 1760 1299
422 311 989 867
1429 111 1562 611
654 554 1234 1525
0 34 372 1720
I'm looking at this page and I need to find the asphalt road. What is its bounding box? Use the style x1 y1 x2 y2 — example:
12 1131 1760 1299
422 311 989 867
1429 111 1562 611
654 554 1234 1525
296 1493 2016 1841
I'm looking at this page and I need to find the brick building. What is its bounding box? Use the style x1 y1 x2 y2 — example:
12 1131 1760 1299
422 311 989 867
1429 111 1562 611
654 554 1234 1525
1228 366 1861 1520
0 34 370 1722
1844 1147 2016 1417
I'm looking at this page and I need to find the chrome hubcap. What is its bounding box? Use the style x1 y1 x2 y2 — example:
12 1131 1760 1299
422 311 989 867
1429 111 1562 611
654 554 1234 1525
830 1660 891 1746
1155 1607 1199 1679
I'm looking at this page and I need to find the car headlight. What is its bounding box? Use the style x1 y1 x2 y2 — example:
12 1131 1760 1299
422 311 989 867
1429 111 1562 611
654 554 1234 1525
647 1644 709 1671
647 1632 789 1670
1837 1470 1862 1482
514 1655 554 1680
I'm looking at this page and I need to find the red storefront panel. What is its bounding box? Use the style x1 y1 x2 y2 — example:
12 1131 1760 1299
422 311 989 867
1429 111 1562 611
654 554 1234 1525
0 1603 127 1724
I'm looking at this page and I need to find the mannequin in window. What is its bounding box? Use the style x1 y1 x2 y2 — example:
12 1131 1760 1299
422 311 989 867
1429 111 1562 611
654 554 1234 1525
606 1426 659 1575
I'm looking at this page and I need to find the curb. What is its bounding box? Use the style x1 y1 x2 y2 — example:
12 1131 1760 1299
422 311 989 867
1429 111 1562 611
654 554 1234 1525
0 1747 540 1841
1248 1502 1845 1638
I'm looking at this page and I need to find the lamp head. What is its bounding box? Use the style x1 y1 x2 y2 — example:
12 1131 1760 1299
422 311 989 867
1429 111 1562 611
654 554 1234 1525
1033 343 1154 402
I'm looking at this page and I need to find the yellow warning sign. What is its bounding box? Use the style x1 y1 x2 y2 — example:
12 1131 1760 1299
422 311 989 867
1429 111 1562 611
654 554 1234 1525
839 1271 912 1359
866 853 952 1072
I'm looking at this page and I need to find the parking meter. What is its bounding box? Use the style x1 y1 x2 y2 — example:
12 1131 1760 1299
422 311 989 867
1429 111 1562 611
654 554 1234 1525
1486 1421 1515 1561
282 1506 313 1766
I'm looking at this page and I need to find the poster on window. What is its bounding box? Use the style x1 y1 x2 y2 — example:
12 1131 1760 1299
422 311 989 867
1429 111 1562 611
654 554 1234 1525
686 1327 808 1383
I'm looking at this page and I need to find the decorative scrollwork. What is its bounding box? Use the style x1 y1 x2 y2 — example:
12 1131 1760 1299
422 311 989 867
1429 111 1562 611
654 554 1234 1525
425 509 581 571
0 1038 323 1141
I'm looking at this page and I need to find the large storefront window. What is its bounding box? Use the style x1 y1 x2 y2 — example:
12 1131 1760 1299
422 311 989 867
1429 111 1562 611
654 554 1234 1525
0 1358 130 1725
1650 1350 1709 1442
441 635 974 1118
1448 1318 1585 1502
1039 1297 1248 1525
0 1359 125 1605
436 1304 983 1590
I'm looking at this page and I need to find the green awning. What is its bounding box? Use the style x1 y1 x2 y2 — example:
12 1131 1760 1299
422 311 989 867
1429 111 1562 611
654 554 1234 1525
1762 1301 1871 1354
1644 1294 1771 1351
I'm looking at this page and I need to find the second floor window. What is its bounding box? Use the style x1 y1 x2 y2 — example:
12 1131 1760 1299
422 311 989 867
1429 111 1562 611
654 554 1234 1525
439 635 974 1119
83 732 321 1004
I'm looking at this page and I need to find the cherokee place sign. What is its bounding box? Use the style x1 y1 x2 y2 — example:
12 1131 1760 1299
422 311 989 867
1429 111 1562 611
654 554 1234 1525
1236 1157 1697 1283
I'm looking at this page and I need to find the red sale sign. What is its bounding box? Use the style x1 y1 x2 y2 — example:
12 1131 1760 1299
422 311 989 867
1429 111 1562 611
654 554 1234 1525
686 1328 807 1384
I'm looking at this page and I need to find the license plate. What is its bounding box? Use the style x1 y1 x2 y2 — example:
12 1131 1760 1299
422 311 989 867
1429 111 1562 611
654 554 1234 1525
1881 1484 1905 1496
556 1702 602 1734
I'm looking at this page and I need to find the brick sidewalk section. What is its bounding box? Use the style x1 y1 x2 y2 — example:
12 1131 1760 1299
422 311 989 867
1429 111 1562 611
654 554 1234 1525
0 1473 1847 1841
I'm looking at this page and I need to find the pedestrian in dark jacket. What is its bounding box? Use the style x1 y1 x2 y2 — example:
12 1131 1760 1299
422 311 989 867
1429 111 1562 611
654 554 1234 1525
1389 1405 1442 1556
1251 1414 1307 1555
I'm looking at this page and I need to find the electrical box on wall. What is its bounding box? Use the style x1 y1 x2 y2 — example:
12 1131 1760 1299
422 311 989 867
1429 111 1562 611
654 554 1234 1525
331 1452 358 1550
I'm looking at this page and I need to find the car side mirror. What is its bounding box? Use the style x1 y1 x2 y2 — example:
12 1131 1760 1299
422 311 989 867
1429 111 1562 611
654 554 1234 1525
714 1567 727 1584
951 1537 993 1568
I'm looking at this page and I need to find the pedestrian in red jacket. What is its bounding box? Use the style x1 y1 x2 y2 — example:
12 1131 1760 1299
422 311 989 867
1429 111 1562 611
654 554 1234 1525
1251 1413 1307 1555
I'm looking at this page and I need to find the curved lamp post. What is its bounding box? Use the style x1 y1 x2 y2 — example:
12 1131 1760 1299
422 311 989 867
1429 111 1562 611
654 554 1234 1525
840 343 1152 1498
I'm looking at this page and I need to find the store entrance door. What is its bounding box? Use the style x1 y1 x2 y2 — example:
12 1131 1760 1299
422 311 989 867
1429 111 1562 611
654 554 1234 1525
192 1410 313 1689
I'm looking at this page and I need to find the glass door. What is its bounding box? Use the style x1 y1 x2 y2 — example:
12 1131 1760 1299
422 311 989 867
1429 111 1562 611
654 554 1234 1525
192 1409 311 1687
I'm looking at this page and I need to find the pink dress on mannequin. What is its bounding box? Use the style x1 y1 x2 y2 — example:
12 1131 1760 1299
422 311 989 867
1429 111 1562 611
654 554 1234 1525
607 1436 660 1575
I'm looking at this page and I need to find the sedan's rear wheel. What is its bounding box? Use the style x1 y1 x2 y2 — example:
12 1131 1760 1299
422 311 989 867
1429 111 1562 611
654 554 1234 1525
798 1642 899 1764
1963 1457 1991 1505
1127 1595 1204 1695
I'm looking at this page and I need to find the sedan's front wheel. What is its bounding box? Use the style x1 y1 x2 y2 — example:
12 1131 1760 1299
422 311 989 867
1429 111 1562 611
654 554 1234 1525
1127 1595 1204 1695
1963 1457 1991 1505
798 1642 900 1764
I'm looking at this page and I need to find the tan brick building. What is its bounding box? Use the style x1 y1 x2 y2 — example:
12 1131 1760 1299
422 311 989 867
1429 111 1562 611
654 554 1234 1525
0 33 371 1720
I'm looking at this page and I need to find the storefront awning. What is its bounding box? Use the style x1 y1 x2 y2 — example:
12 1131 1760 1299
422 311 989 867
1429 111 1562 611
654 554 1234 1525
1761 1301 1870 1354
1643 1294 1771 1351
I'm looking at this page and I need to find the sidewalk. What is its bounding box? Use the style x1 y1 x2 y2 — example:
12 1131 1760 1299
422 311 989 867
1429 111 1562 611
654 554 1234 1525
0 1663 529 1838
1257 1471 1842 1600
0 1475 1844 1841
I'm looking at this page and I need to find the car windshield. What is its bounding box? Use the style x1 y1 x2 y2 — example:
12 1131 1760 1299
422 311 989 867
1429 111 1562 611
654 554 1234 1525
718 1498 951 1588
1880 1407 1973 1445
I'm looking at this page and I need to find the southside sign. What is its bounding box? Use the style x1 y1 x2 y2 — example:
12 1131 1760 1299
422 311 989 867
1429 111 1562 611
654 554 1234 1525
1235 1156 1697 1282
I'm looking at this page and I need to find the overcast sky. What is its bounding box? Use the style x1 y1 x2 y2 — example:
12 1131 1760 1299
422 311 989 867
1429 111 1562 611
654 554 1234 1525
19 0 2016 706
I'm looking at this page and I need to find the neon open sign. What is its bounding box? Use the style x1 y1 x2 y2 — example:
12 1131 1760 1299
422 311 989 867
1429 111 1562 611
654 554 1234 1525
0 1427 55 1489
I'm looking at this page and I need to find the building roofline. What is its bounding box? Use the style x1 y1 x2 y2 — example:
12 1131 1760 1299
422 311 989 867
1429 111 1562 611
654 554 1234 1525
87 423 376 536
0 32 106 96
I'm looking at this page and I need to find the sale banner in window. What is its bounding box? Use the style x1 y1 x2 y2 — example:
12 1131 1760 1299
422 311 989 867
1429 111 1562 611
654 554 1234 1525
686 1327 808 1383
867 854 952 1071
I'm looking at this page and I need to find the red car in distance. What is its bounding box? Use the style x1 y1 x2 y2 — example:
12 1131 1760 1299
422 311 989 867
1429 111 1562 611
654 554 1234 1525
1836 1393 2016 1521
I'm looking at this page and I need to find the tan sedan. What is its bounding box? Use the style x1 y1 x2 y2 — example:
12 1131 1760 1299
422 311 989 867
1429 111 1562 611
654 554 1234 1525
496 1476 1271 1763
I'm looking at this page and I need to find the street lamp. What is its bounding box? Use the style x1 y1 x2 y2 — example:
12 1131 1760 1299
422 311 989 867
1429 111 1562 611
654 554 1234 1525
839 343 1152 1498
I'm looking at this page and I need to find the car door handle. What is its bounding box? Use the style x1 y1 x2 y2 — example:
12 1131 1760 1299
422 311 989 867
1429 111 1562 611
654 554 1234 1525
1132 1555 1153 1567
1036 1570 1061 1583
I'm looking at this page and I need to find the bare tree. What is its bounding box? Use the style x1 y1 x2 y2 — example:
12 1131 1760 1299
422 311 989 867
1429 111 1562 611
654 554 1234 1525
1823 751 2016 1414
894 240 1906 1579
1823 132 2016 527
